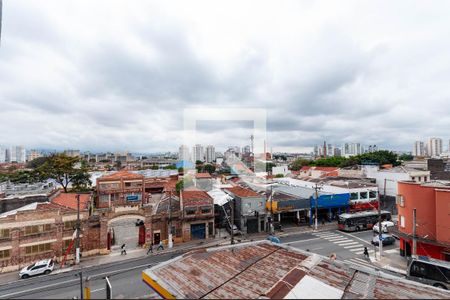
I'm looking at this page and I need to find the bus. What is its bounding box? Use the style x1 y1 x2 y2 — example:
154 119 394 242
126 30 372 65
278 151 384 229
407 256 450 290
338 210 391 232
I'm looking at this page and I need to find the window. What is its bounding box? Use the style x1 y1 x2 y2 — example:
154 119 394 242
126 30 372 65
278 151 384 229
350 193 358 200
201 206 211 214
400 215 405 228
185 208 196 215
359 192 368 199
64 220 77 230
411 176 415 181
99 194 110 203
396 195 405 207
0 228 10 239
24 224 52 236
258 201 263 207
369 191 377 199
0 249 10 260
25 243 52 255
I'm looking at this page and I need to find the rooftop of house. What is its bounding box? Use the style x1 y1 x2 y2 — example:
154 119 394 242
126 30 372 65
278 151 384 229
51 193 91 210
181 190 213 206
97 170 144 181
224 186 262 198
142 241 450 299
0 201 76 219
154 194 180 215
195 173 212 179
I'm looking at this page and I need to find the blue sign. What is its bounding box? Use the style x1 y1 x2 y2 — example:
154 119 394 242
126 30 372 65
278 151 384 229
126 195 139 201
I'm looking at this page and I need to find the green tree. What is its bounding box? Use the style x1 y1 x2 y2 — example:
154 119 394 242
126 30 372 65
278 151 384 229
37 154 91 193
163 165 177 170
114 160 122 170
398 153 414 161
290 159 311 171
204 164 216 174
274 174 284 178
150 165 159 170
26 156 49 169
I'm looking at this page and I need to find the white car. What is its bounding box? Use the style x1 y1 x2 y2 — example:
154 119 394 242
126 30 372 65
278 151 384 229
19 259 54 279
373 221 395 233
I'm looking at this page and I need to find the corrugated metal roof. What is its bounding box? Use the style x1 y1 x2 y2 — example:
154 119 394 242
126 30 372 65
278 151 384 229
142 241 450 299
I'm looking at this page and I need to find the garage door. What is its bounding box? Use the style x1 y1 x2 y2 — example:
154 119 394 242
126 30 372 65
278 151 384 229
191 223 206 240
247 218 258 234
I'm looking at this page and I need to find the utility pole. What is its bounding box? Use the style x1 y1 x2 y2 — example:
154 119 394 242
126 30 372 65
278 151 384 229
76 194 81 264
78 271 84 300
314 183 321 231
412 208 417 257
230 198 235 245
168 192 173 249
269 184 274 234
377 189 383 260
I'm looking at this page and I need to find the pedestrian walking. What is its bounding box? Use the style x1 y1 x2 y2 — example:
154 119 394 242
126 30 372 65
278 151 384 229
363 247 369 259
121 243 127 255
146 241 153 255
157 241 164 251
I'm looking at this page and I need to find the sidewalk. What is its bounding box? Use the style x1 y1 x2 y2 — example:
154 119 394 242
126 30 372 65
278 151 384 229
370 248 408 275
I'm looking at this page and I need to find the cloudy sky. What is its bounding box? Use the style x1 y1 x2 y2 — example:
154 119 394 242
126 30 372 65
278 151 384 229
1 0 450 153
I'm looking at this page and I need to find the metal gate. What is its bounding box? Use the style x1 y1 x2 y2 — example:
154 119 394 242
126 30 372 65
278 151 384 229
191 223 206 240
247 218 259 234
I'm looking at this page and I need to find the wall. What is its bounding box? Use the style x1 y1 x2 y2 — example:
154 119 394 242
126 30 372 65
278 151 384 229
397 182 436 238
435 189 450 245
0 195 50 213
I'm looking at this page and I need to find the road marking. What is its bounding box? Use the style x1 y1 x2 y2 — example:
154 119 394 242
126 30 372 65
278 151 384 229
314 233 340 238
326 237 350 242
346 258 374 269
384 248 399 254
91 288 106 293
344 244 363 249
338 231 372 245
336 241 359 246
0 263 153 299
284 238 322 245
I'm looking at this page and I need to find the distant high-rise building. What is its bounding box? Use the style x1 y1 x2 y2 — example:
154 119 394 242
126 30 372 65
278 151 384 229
178 145 191 161
192 144 204 162
242 145 251 154
64 149 81 157
205 145 215 163
427 138 443 157
27 150 42 162
8 146 26 163
413 141 425 157
0 145 5 163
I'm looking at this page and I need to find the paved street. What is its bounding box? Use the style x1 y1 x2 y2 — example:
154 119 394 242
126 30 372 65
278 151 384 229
280 229 401 270
0 228 404 299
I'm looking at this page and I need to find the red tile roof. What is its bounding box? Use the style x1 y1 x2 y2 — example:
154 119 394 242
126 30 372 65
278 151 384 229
225 186 261 198
51 193 90 210
181 190 213 206
195 173 212 179
314 167 338 171
36 202 76 213
300 166 311 171
98 171 144 181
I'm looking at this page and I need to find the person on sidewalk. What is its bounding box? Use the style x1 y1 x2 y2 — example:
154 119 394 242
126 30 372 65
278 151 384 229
121 243 127 255
363 247 369 259
157 241 164 251
146 241 153 255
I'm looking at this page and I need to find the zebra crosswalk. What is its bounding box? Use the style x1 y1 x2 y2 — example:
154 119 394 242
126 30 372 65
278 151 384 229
345 257 375 269
313 231 374 257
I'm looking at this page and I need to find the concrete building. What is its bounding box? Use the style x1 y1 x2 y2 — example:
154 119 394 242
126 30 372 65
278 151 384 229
205 145 215 163
0 146 5 163
413 141 425 157
178 145 190 162
8 146 26 163
397 181 450 261
428 138 443 158
96 171 147 209
0 193 97 273
63 149 81 157
364 165 431 197
224 186 267 234
272 165 289 176
194 173 213 191
192 144 204 162
180 190 214 241
27 150 42 162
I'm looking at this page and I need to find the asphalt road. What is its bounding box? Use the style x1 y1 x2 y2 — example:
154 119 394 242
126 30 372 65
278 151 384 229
0 252 181 299
0 229 401 299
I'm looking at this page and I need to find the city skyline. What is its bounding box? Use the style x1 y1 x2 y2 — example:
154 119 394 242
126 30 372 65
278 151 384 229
2 1 450 153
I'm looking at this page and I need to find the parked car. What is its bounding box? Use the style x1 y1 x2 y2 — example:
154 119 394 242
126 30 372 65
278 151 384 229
372 234 396 246
226 224 241 235
373 221 395 233
19 259 54 279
